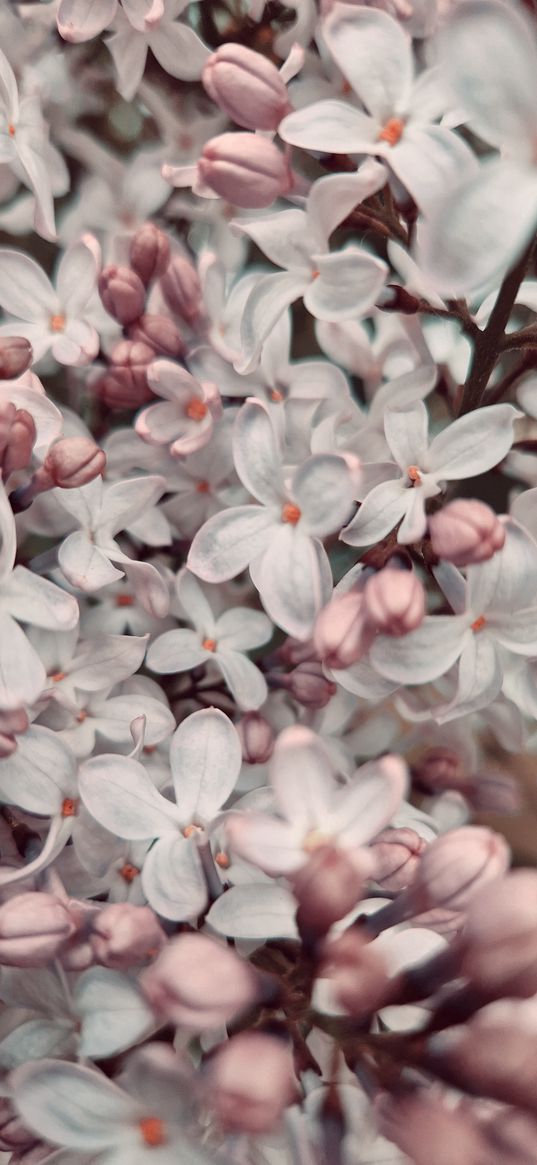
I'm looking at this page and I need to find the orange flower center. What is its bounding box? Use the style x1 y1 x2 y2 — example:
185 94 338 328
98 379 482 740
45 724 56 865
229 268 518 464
281 503 301 525
215 851 230 869
183 823 203 838
185 397 208 421
378 117 405 146
471 615 487 633
270 388 284 403
202 637 217 651
7 123 15 137
116 594 135 607
61 798 77 817
139 1118 167 1147
49 314 66 333
50 671 66 682
407 465 422 486
76 710 87 723
303 828 329 854
120 863 140 883
196 480 210 493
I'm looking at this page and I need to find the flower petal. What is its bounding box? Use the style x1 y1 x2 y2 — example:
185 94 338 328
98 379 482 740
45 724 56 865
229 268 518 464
170 707 242 822
79 753 181 839
323 3 413 120
188 505 275 583
340 479 408 546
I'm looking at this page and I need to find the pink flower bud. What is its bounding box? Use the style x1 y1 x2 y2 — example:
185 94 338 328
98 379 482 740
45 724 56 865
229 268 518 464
370 827 427 891
0 402 36 476
129 223 171 286
291 844 365 941
319 931 391 1017
0 337 33 380
414 747 463 793
140 933 263 1030
364 568 425 636
98 340 155 409
0 708 29 758
198 133 291 209
202 44 289 131
377 1092 489 1165
283 661 337 709
43 437 105 489
313 591 374 669
128 313 184 358
457 871 537 999
424 1002 537 1111
237 711 274 764
160 257 204 327
428 499 505 566
0 892 77 966
98 265 146 325
90 903 166 970
206 1033 298 1133
0 1100 36 1151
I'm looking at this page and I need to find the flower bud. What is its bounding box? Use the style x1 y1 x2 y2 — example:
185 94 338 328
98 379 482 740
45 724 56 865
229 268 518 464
428 499 505 566
0 892 77 966
413 747 463 793
98 340 155 409
319 931 391 1017
128 313 184 358
0 402 36 476
370 827 427 891
198 132 291 209
129 223 170 286
291 844 365 941
98 265 146 325
457 871 537 999
0 708 29 758
0 337 33 380
237 712 274 765
206 1032 298 1133
377 1092 489 1165
43 437 105 489
140 933 263 1030
90 903 166 970
0 1100 36 1151
364 568 425 636
202 44 289 131
160 257 204 326
280 661 336 709
313 591 374 670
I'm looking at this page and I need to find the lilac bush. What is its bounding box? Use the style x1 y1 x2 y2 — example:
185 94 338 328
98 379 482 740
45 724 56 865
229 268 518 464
2 0 537 1161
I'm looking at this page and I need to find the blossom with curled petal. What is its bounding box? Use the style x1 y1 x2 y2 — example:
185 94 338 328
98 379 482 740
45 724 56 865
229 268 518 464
135 361 222 457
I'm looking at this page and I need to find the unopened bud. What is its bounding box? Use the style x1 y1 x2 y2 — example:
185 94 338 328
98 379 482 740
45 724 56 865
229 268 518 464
237 712 274 764
98 265 146 325
283 661 337 709
314 591 373 670
377 1091 489 1165
160 257 204 326
128 313 184 357
140 933 263 1030
414 747 463 793
207 1032 298 1133
0 337 33 380
44 437 105 488
457 871 537 1000
292 844 365 941
129 223 170 286
370 827 427 891
0 708 29 758
428 500 505 567
202 44 289 131
320 931 391 1017
364 568 425 636
0 891 77 966
0 1100 36 1151
90 903 166 970
198 132 291 209
0 402 36 476
98 340 155 409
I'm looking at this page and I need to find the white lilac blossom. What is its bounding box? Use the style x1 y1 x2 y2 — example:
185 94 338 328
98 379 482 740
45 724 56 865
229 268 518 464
4 5 537 1165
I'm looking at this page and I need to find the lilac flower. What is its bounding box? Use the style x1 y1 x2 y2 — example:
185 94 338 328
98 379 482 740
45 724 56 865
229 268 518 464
0 241 100 365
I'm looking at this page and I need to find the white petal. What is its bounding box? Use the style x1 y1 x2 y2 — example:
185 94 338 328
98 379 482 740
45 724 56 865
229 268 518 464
56 238 98 316
254 526 331 639
146 629 209 674
387 125 478 216
106 25 148 102
428 403 521 480
57 0 117 41
270 724 334 829
0 249 54 320
340 479 408 546
216 650 268 711
2 566 79 630
323 3 413 120
91 695 175 746
291 454 355 536
141 833 207 921
279 99 377 153
175 568 215 635
236 270 307 374
0 726 75 814
15 129 57 242
67 634 148 690
12 1060 135 1150
397 488 427 544
214 607 272 651
79 753 181 839
75 968 154 1059
207 883 298 942
188 505 275 582
306 161 388 250
370 614 469 684
100 475 166 538
233 208 313 272
0 478 16 581
0 612 46 710
58 531 124 591
170 707 242 821
439 633 502 720
233 398 284 505
304 247 387 321
148 21 210 79
330 754 408 845
115 555 171 619
384 400 429 471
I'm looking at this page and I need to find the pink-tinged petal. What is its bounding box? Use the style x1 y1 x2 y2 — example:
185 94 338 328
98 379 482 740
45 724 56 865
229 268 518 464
15 128 57 242
188 505 275 582
136 401 184 445
439 0 537 152
12 1060 136 1150
75 968 154 1059
304 247 387 321
148 22 210 79
106 23 148 102
112 554 171 619
214 607 272 651
254 526 331 639
52 320 100 366
216 649 268 710
59 531 124 591
384 401 429 471
141 833 208 921
146 360 200 403
341 480 408 546
370 614 469 684
146 629 210 674
233 398 284 505
397 488 428 544
0 249 55 320
0 727 75 815
236 270 308 374
176 568 215 636
292 454 355 537
416 159 537 297
122 0 162 30
279 99 376 154
79 753 181 839
0 478 16 582
57 0 117 41
330 754 408 845
323 3 413 120
170 707 241 821
0 612 46 710
233 209 312 272
2 566 79 630
386 125 478 216
270 724 334 829
428 403 521 480
207 883 299 941
225 815 303 876
306 160 388 251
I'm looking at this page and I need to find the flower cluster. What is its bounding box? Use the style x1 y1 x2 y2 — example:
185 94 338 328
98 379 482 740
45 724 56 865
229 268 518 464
1 0 537 1162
